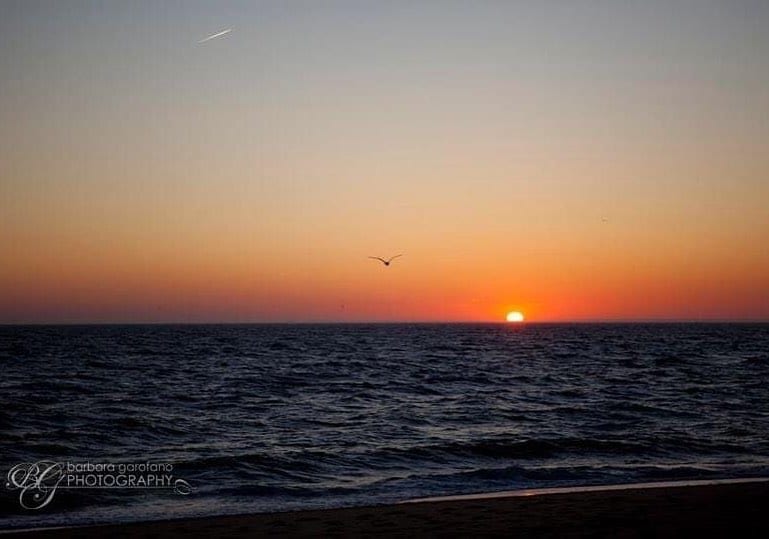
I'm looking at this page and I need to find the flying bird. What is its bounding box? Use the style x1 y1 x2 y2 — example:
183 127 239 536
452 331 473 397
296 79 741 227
368 255 403 267
198 28 232 44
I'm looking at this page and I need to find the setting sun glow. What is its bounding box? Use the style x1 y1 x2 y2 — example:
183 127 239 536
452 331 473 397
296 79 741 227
1 3 769 325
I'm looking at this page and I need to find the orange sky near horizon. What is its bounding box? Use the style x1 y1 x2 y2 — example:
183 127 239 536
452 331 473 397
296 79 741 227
1 1 768 323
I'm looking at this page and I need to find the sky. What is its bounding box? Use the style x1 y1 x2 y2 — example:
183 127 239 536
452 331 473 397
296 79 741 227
1 0 768 323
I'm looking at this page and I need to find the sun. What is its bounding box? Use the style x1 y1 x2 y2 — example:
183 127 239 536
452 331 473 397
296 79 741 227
506 311 525 323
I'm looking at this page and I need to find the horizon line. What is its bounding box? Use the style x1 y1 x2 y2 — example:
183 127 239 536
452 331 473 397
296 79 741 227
2 318 769 326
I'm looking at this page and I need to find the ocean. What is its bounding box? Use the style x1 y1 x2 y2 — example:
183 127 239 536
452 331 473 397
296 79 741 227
2 323 768 529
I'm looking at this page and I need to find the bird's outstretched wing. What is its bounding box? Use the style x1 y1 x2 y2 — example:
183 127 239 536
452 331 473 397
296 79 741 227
368 256 387 264
387 254 403 263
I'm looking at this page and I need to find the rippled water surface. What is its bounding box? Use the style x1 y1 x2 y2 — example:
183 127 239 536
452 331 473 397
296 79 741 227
2 323 768 528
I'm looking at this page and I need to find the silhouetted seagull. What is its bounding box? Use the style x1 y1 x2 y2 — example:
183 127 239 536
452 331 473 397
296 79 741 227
368 255 403 267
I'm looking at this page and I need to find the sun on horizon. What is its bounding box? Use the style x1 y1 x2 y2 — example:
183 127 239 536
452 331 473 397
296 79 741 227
506 311 525 323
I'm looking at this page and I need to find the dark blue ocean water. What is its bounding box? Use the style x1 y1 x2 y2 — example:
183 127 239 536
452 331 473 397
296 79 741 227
2 323 769 529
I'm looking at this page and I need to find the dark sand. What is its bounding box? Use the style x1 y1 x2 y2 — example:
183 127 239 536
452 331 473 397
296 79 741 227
4 480 769 538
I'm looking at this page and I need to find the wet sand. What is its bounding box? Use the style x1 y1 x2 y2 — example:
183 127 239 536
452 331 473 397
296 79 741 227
4 479 769 538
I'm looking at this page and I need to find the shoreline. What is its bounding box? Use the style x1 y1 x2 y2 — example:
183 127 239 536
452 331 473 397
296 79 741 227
4 477 769 538
401 476 769 503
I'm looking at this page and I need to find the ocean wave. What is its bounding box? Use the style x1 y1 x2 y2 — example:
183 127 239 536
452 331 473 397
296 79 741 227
2 323 769 527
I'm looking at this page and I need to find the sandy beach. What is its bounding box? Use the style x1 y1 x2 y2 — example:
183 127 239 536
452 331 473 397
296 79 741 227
4 479 768 538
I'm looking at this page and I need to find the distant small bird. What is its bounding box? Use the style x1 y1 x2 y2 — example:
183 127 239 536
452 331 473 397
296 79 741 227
368 254 403 267
198 28 232 44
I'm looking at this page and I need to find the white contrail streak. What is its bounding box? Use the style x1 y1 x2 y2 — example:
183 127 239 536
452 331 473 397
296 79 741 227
198 28 232 43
